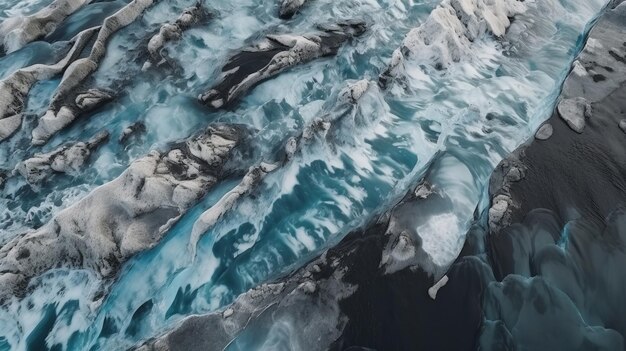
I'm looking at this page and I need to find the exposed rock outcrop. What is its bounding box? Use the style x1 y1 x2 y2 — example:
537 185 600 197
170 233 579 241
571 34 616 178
534 123 553 140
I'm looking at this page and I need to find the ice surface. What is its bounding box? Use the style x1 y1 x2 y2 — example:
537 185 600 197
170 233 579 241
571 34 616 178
0 0 611 349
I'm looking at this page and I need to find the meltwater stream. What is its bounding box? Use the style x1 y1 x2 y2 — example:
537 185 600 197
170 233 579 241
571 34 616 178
0 0 610 349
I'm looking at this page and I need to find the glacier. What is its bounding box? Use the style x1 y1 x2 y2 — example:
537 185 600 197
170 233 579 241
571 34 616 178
0 0 624 349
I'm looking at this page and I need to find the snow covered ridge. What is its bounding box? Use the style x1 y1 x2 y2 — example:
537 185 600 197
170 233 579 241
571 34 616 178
0 0 93 54
15 129 109 184
0 124 247 302
136 2 626 349
190 79 375 256
380 0 527 86
31 0 157 146
145 2 211 68
198 21 367 109
0 27 97 142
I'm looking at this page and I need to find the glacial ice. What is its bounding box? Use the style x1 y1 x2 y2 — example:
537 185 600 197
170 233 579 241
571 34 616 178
0 0 92 54
0 0 615 349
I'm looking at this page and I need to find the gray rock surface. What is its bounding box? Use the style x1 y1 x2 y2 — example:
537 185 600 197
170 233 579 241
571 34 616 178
620 119 626 134
557 97 592 133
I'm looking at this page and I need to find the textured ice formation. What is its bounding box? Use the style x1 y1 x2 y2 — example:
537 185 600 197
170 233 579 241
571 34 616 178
145 3 210 67
15 129 108 184
0 27 96 142
0 124 246 301
190 79 373 256
137 256 354 351
0 0 618 348
31 0 156 146
189 162 278 256
198 21 366 109
380 0 527 85
0 0 91 54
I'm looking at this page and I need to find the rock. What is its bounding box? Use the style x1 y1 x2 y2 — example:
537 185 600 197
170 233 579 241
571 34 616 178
505 167 523 183
198 21 366 109
557 97 592 133
414 181 433 199
620 120 626 134
299 280 317 294
489 195 511 229
428 275 449 300
337 79 370 104
0 114 23 141
535 123 553 140
75 89 113 110
222 308 234 318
